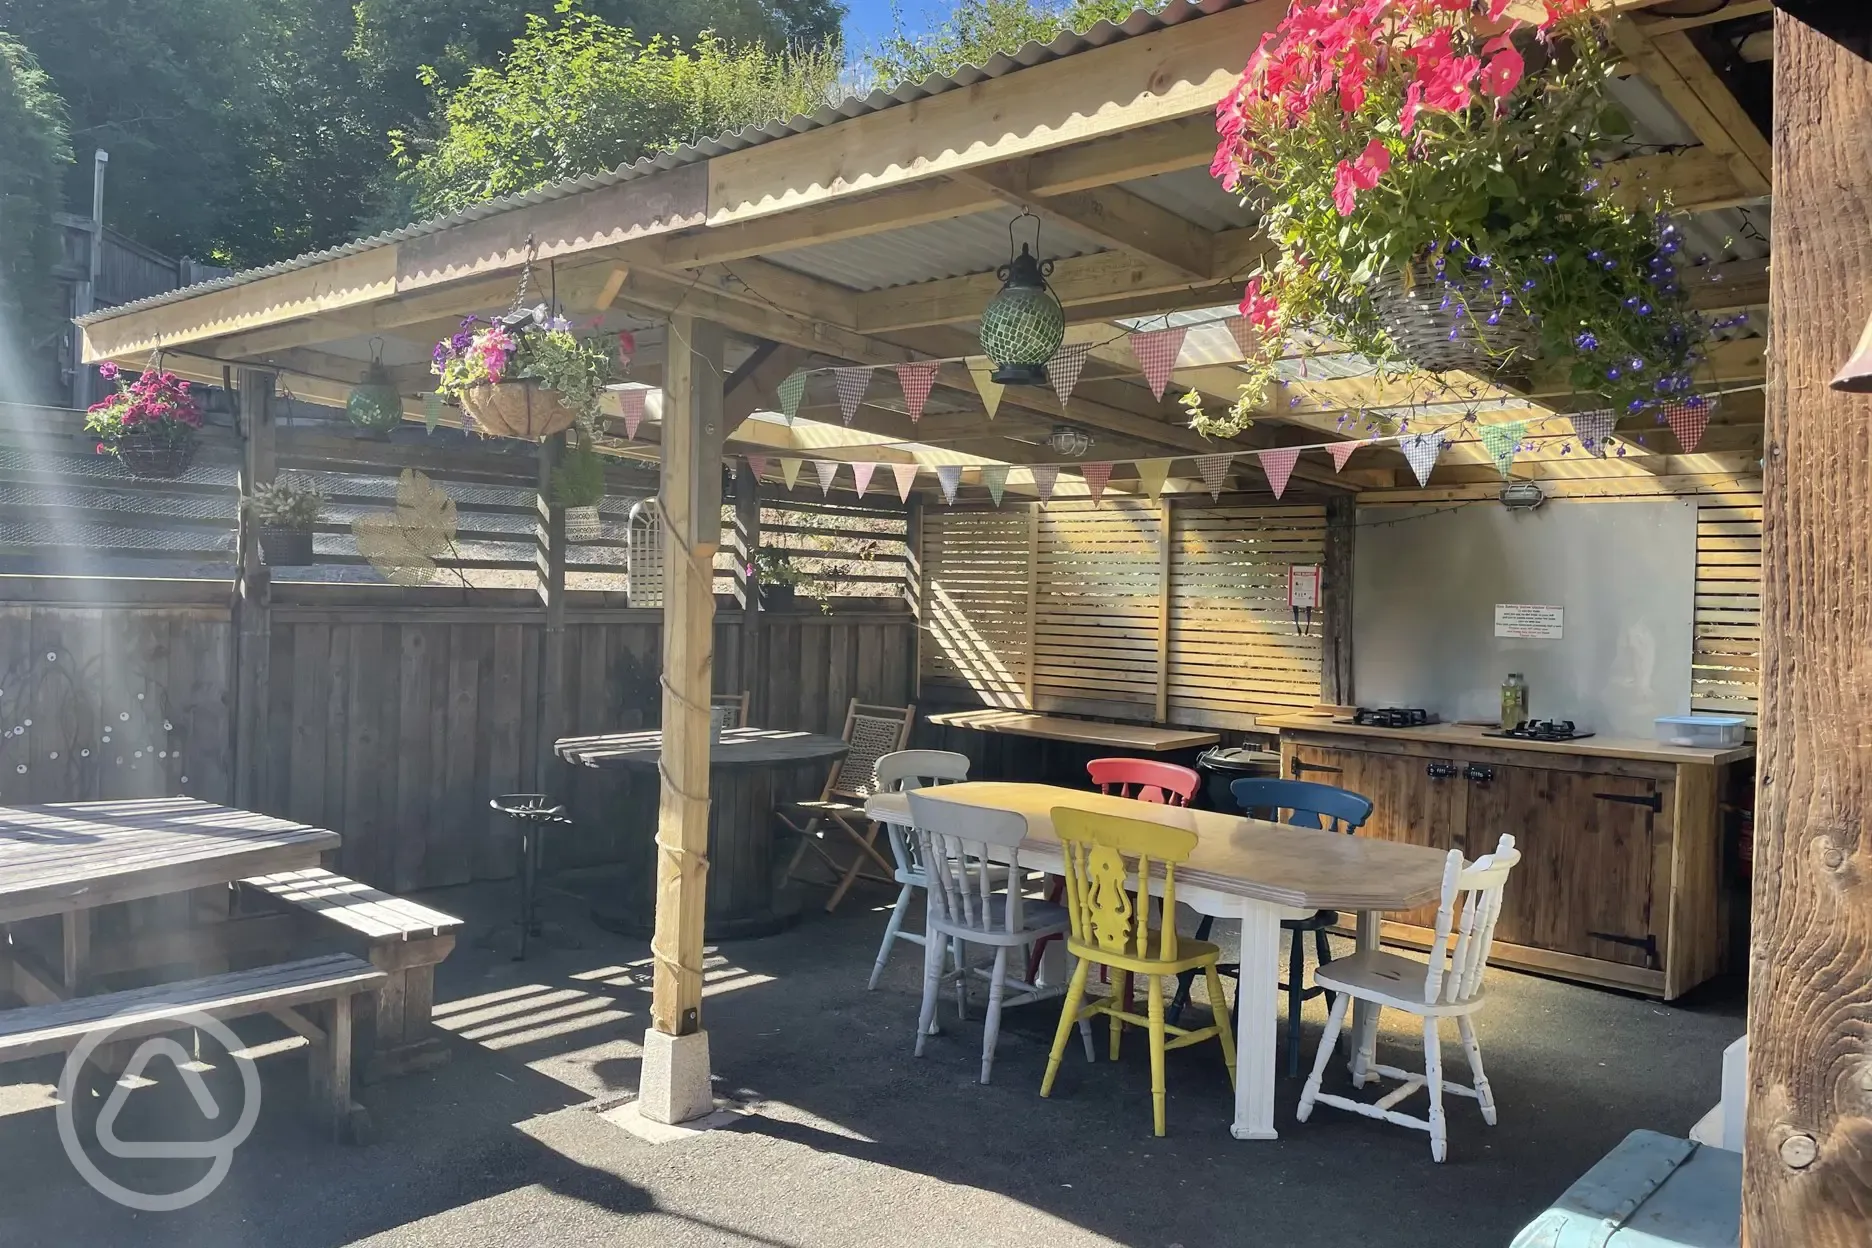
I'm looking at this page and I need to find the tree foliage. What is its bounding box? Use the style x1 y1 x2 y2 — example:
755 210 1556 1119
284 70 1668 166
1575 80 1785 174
0 30 71 372
398 8 843 217
864 0 1151 87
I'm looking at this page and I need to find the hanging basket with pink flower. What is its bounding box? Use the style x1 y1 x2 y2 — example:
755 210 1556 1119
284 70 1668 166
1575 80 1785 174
1202 0 1715 439
84 362 203 479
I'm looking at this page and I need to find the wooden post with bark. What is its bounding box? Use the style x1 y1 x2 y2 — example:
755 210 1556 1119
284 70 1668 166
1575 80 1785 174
1748 9 1872 1242
640 313 725 1124
535 433 567 790
232 368 276 808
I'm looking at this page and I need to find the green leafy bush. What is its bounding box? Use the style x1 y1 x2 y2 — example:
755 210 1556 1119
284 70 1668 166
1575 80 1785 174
0 32 70 367
247 478 326 529
550 440 607 508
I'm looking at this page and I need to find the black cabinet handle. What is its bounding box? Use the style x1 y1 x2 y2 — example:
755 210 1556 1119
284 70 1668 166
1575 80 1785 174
1290 758 1343 778
1466 764 1495 783
1594 790 1663 813
1426 762 1457 779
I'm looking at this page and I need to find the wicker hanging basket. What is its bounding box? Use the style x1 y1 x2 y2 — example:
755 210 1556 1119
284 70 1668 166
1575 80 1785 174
113 428 198 479
459 381 579 440
564 504 603 542
1371 260 1539 381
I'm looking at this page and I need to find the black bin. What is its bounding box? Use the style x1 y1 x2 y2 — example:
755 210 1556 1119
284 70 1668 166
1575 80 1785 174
1194 745 1282 811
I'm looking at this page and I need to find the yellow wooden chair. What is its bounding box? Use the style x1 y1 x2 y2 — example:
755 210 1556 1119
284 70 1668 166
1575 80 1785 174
1040 806 1237 1137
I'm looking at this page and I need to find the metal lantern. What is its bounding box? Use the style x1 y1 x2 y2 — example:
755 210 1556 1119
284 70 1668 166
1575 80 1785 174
979 213 1065 386
1046 425 1092 457
347 339 402 434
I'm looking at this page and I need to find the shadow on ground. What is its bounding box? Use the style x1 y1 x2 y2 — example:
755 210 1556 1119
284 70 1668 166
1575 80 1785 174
0 873 1744 1248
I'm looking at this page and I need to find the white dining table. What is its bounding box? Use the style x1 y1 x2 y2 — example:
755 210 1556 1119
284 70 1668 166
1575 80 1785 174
865 781 1451 1141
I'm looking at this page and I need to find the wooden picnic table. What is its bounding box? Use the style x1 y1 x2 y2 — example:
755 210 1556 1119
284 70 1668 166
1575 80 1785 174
556 727 849 939
866 781 1451 1143
0 797 339 1003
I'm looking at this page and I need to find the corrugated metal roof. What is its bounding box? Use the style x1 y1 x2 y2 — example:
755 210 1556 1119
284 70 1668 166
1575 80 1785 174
81 0 1258 326
762 209 1108 291
1122 167 1258 233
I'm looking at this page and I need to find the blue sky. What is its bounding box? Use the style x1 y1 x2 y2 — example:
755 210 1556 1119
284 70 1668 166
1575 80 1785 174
843 0 910 55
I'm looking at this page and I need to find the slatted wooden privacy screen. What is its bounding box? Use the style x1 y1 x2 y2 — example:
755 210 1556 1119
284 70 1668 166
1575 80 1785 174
920 499 1327 728
1693 489 1762 725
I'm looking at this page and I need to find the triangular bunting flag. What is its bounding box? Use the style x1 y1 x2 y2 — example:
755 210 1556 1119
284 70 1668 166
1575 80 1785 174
1134 458 1172 500
1128 327 1190 400
1257 447 1300 500
1224 315 1256 359
1663 396 1715 454
893 362 939 424
745 454 771 483
1194 452 1234 500
1401 433 1446 487
891 462 919 503
1081 462 1115 506
1478 421 1528 478
851 461 876 499
832 367 872 425
980 464 1010 507
1567 410 1618 458
776 370 807 424
423 391 442 433
1046 343 1093 409
1027 465 1060 506
812 459 840 495
1327 439 1365 472
935 464 963 504
966 358 1004 420
619 388 647 440
779 458 802 490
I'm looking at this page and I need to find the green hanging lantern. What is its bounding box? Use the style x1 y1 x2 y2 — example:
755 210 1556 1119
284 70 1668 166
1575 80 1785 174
347 338 403 434
979 212 1065 387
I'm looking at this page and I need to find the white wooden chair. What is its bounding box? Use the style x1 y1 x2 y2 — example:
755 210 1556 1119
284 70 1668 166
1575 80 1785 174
907 788 1073 1084
867 749 970 990
1296 834 1520 1162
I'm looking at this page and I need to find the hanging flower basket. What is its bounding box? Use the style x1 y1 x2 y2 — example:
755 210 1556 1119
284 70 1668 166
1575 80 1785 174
564 504 603 542
258 527 315 566
114 428 198 479
1371 261 1538 382
459 380 579 440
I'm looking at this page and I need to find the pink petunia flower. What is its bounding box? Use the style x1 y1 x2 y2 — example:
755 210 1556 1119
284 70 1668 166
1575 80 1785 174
98 361 119 380
1352 138 1391 188
1332 161 1361 215
1400 80 1424 135
1480 47 1524 99
1238 276 1282 333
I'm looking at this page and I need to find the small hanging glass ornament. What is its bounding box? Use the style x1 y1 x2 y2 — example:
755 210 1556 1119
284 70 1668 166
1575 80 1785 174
347 338 403 435
979 212 1065 387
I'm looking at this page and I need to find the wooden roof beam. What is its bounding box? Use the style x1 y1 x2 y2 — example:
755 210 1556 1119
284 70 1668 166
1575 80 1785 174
1614 19 1771 197
954 164 1215 280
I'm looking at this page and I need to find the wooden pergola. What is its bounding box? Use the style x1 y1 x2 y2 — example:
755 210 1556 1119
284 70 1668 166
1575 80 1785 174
71 1 1867 1240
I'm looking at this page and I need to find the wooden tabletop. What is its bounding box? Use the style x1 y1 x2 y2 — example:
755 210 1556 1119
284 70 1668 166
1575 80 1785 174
866 782 1449 914
1263 715 1755 766
556 727 850 771
926 710 1220 752
0 798 341 924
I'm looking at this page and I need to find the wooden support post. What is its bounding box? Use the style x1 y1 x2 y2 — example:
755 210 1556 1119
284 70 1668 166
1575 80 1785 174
651 313 725 1043
1321 495 1355 708
233 368 276 808
733 461 762 720
535 434 568 789
1747 11 1872 1244
905 493 925 704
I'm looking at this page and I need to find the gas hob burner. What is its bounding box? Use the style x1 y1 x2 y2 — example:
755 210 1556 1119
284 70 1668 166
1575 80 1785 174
1487 719 1596 743
1347 707 1436 729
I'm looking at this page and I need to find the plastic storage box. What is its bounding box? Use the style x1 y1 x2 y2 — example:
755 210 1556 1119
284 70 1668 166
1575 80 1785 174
1510 1130 1739 1247
1655 715 1748 749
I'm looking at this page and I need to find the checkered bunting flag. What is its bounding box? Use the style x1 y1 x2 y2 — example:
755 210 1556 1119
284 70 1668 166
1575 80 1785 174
813 459 840 495
1327 439 1365 472
1127 327 1189 400
745 454 771 483
1224 315 1256 359
891 463 919 503
619 387 647 440
1046 344 1093 410
893 362 939 424
1478 421 1528 478
1027 464 1060 506
1663 396 1716 454
1567 410 1618 458
776 370 807 424
1081 461 1114 506
980 463 1010 507
1256 447 1300 500
1194 452 1233 500
935 464 962 504
850 462 876 499
832 367 872 425
1401 433 1446 487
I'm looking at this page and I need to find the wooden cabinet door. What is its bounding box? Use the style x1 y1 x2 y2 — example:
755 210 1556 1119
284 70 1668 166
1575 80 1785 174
1467 764 1662 968
1287 742 1463 929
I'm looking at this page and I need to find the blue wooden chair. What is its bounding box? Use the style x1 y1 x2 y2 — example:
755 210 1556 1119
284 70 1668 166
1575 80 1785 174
1170 777 1375 1076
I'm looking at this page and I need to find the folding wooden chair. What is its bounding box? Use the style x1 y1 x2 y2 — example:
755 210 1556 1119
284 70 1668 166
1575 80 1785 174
778 699 915 912
710 690 752 729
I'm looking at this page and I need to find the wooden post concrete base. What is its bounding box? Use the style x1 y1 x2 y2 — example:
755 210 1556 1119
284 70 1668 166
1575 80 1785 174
638 1027 713 1125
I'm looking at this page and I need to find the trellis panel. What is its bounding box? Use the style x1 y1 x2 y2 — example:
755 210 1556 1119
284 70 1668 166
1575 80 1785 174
1692 493 1762 725
919 508 1033 707
1032 501 1164 717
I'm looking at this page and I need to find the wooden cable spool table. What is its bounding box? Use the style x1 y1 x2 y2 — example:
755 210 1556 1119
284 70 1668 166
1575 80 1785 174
555 728 849 940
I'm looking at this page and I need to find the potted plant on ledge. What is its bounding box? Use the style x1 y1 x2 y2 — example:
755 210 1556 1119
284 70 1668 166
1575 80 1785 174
431 306 619 441
753 548 808 611
246 477 324 566
551 438 607 542
1202 0 1714 438
85 362 203 478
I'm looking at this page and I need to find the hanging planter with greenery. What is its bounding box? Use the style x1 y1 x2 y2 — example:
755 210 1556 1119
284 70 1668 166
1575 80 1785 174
1203 0 1713 438
432 305 620 441
85 362 203 478
347 338 404 436
550 437 607 542
246 477 325 566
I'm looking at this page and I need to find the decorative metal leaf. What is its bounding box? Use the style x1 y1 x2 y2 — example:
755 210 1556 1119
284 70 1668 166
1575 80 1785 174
352 469 457 586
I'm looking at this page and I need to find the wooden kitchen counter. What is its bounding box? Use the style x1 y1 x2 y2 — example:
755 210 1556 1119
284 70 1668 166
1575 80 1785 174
1262 715 1750 1001
1261 715 1754 767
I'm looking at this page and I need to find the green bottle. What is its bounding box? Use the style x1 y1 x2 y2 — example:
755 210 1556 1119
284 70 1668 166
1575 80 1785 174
1500 672 1528 730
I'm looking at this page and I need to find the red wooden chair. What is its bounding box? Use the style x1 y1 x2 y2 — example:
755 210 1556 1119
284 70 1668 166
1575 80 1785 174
1029 758 1202 980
